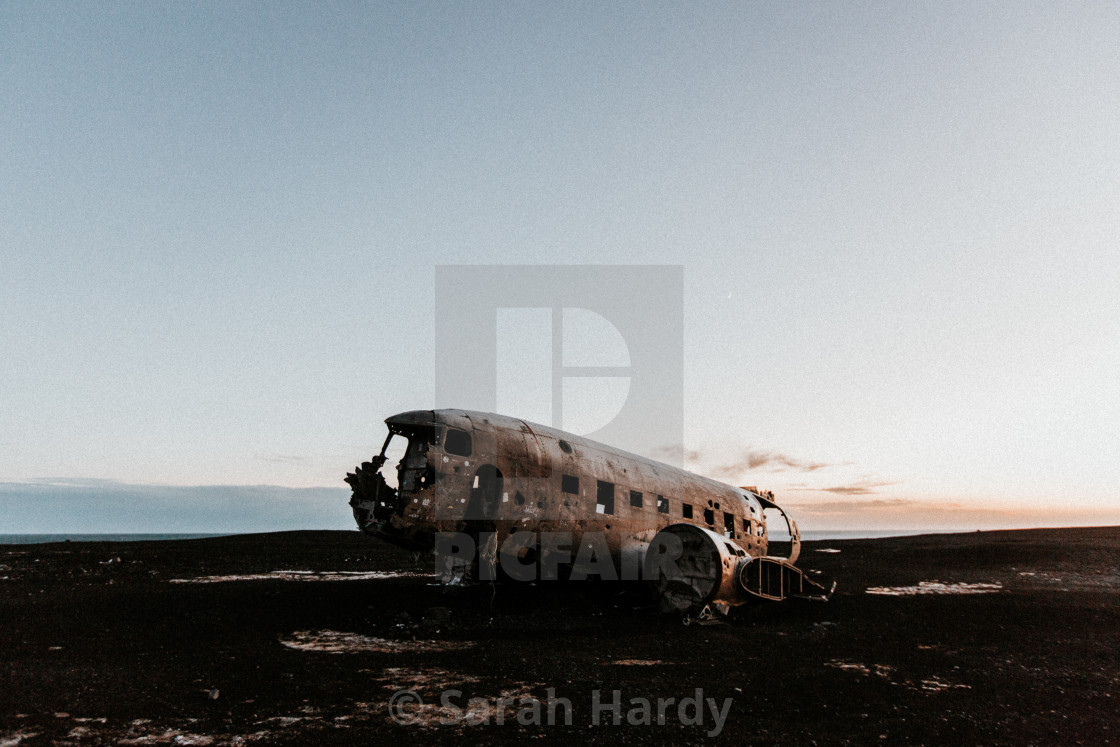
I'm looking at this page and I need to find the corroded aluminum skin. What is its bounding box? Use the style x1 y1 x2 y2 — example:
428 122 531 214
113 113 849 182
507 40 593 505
354 409 800 570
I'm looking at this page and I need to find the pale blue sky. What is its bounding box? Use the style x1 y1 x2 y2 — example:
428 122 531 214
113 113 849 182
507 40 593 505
3 2 1118 532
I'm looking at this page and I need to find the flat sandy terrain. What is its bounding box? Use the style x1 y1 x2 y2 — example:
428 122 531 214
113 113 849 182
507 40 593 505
1 527 1117 745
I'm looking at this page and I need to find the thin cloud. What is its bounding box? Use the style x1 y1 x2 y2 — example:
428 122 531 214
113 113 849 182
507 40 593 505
21 477 123 488
648 446 701 463
793 479 899 496
257 454 312 465
691 449 838 478
650 447 838 476
788 498 925 515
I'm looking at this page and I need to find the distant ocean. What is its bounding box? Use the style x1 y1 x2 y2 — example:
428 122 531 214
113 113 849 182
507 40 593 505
0 533 233 545
0 529 946 545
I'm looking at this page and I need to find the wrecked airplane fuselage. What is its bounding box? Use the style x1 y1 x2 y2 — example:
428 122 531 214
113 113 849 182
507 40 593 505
345 409 832 614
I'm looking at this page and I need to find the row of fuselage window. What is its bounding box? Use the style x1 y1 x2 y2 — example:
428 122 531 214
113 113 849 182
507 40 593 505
560 473 751 537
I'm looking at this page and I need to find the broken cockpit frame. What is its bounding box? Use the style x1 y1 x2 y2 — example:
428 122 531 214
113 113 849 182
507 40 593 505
345 419 437 540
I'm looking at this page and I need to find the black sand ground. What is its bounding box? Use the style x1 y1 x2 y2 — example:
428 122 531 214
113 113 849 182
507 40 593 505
1 527 1117 745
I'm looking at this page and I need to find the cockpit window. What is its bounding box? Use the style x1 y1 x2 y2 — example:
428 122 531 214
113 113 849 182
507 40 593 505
444 428 472 457
378 434 408 489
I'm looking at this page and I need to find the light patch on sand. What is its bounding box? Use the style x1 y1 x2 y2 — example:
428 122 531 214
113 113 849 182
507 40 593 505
1 733 40 747
827 661 971 694
169 570 426 584
61 718 296 745
865 581 1003 596
118 729 218 745
375 667 480 689
280 629 473 654
350 670 542 729
376 684 544 729
826 661 894 679
1013 570 1120 591
254 716 315 728
828 661 868 673
917 677 971 692
606 659 665 666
